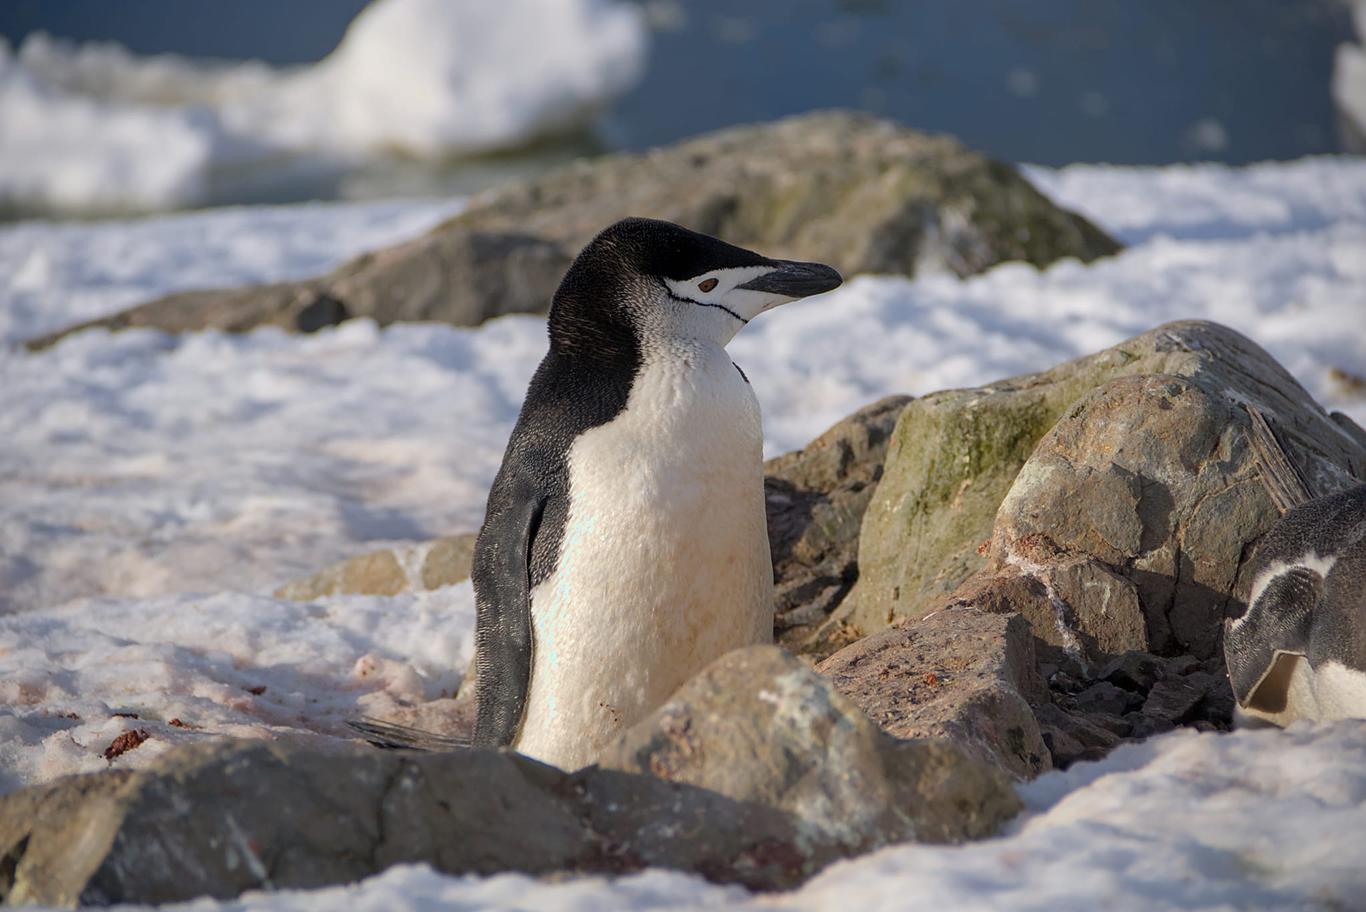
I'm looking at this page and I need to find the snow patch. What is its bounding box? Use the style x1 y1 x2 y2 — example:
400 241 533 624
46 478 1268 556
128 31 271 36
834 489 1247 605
0 584 476 793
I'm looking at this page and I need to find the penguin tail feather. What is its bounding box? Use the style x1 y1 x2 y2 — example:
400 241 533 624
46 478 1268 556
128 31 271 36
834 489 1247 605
346 717 474 752
1245 404 1314 514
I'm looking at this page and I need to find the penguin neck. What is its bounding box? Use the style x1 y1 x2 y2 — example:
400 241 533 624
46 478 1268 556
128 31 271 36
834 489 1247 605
547 288 641 370
668 305 744 349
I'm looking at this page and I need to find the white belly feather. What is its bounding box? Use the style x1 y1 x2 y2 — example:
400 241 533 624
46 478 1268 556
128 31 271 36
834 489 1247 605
516 341 774 769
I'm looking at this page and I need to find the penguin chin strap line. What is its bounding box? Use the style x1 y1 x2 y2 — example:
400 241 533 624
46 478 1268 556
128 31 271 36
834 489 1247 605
660 281 749 325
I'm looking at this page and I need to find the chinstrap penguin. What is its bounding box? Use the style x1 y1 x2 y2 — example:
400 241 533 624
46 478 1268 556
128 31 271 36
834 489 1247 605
1224 406 1366 725
468 217 842 769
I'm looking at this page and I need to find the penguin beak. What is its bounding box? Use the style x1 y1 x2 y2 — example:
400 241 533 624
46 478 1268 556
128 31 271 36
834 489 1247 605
737 260 843 299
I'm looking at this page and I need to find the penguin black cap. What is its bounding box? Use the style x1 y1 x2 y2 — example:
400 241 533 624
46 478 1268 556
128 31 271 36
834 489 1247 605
556 217 843 306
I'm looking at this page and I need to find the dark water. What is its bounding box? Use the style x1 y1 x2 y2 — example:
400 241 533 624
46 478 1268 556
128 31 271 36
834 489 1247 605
608 0 1356 165
0 0 1358 203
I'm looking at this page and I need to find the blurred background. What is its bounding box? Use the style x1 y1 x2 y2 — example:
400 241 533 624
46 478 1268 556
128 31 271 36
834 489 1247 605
2 0 1362 216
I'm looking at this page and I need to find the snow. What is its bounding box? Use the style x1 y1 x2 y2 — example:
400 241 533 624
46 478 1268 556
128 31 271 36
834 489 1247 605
0 319 540 614
1 156 1365 909
0 0 648 214
1024 158 1366 243
0 197 465 344
0 585 476 794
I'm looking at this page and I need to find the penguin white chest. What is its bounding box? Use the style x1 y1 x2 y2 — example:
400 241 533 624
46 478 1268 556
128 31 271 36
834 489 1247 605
517 342 774 769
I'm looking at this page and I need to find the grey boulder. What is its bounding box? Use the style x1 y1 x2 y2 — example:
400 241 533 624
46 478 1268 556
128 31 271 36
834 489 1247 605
26 111 1118 348
816 609 1052 779
0 730 965 908
598 645 1022 850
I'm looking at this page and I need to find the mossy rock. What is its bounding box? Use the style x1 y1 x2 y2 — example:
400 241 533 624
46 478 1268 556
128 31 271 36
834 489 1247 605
844 346 1154 634
840 320 1366 639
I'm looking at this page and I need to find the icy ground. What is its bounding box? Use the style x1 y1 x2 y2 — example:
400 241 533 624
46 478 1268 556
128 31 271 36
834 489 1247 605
1 157 1365 909
0 0 646 214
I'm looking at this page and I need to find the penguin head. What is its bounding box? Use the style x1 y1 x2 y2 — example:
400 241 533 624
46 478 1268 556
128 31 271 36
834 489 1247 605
549 217 842 353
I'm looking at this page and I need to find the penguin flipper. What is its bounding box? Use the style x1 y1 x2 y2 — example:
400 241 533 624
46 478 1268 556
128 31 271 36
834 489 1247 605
1226 565 1322 714
472 470 547 749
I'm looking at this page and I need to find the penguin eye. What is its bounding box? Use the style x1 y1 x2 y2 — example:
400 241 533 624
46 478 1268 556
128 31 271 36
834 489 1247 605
697 278 718 293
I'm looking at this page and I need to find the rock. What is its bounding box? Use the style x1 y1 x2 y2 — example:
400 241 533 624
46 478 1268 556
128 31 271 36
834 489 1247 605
1071 681 1143 717
1065 682 1141 720
844 325 1205 635
932 560 1149 671
845 321 1366 660
816 609 1051 779
19 283 344 343
843 378 1085 635
1163 654 1202 677
764 395 912 654
1125 713 1178 740
0 741 573 906
988 351 1363 661
275 533 476 600
1188 670 1237 727
276 549 408 600
1032 704 1121 768
1141 678 1205 723
0 732 922 907
1045 556 1150 658
25 112 1119 349
952 573 1054 620
1098 651 1166 693
1083 713 1132 738
419 534 479 590
599 645 1021 850
1048 671 1085 694
565 766 830 889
